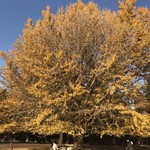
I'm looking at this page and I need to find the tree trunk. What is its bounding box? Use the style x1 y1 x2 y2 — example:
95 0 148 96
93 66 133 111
59 133 63 145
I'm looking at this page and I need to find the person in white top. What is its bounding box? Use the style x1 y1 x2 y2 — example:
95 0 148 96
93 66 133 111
126 140 133 150
51 142 59 150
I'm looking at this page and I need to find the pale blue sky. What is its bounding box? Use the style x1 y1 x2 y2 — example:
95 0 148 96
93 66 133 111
0 0 150 65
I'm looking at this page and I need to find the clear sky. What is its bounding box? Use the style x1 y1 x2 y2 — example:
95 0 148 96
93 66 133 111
0 0 150 65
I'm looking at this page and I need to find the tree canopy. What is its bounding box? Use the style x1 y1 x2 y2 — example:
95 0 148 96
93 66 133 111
0 0 150 138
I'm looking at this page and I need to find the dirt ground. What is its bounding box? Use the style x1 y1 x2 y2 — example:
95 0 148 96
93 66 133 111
0 143 150 150
0 143 50 150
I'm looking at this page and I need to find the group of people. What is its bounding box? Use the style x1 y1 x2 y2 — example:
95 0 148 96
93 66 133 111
9 140 133 150
51 140 134 150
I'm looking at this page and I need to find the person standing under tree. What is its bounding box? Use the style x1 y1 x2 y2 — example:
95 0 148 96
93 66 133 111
9 143 13 150
51 142 59 150
126 140 133 150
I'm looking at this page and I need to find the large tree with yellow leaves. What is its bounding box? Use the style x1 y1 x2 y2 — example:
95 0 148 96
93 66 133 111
0 0 150 138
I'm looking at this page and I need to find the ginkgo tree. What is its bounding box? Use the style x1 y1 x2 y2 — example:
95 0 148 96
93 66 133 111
0 0 150 139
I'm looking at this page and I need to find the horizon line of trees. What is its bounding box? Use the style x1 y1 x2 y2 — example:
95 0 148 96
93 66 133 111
0 0 150 141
